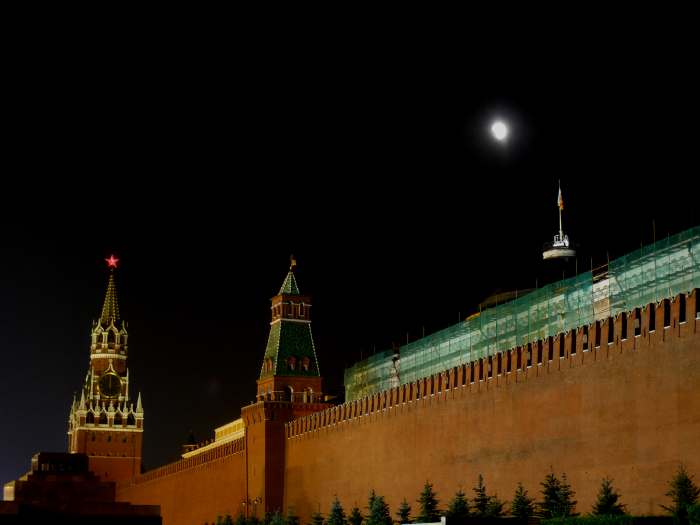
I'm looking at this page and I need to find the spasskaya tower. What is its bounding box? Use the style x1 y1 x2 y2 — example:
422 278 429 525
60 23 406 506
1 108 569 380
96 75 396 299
66 255 144 482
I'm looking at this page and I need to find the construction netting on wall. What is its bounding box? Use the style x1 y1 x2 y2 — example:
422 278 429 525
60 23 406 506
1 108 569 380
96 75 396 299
344 225 700 402
608 226 700 314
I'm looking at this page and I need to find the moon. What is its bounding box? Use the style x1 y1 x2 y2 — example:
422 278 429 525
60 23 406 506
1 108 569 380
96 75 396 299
491 120 509 142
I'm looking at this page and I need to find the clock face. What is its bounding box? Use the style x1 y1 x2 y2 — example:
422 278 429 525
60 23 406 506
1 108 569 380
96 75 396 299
99 372 121 398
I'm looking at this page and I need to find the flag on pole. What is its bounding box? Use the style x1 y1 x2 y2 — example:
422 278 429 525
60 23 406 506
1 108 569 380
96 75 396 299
557 186 564 210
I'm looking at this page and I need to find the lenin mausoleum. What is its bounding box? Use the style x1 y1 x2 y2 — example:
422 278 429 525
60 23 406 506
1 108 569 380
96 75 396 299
4 226 700 525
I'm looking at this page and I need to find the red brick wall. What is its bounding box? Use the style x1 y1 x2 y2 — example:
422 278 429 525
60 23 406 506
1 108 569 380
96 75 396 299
117 438 247 525
73 428 143 483
115 293 699 524
284 293 699 521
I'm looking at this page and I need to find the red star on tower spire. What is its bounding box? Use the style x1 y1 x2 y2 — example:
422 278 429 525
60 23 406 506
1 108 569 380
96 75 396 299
105 254 120 269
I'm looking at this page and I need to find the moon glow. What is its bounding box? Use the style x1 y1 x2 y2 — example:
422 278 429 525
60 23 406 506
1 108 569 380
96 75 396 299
491 120 509 142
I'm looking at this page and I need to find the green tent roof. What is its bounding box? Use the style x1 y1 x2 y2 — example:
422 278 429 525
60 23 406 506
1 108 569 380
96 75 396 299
278 271 300 295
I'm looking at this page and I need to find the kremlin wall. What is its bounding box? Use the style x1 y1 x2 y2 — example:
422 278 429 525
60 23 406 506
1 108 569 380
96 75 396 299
116 292 699 524
5 229 697 525
113 226 700 525
283 295 699 518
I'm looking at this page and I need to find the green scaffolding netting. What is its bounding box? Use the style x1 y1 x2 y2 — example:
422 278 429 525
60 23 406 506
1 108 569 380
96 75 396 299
344 225 700 401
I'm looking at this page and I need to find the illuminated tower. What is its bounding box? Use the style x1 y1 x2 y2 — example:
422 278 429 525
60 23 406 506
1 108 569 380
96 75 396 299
256 256 322 401
242 257 329 516
67 255 144 483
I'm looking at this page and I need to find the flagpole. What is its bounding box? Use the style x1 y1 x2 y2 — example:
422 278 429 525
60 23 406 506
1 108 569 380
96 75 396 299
558 180 563 241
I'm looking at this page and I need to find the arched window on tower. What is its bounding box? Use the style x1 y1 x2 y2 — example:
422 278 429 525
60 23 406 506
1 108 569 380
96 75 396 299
107 328 117 347
287 356 297 371
99 411 108 425
284 386 294 402
86 411 95 425
302 356 310 371
113 413 123 427
127 413 136 426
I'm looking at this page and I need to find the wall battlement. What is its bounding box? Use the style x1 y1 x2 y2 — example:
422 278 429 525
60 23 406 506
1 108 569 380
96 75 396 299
117 435 247 524
344 226 700 400
124 436 245 487
284 289 699 520
286 289 698 440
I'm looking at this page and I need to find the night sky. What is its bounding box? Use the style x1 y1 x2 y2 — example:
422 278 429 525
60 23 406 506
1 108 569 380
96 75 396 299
2 36 698 484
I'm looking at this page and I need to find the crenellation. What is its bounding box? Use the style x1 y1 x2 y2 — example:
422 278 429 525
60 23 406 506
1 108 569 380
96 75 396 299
126 437 245 487
285 291 697 440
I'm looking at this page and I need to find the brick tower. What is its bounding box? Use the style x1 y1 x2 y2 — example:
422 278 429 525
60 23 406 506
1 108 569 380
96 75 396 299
67 255 144 483
242 257 329 517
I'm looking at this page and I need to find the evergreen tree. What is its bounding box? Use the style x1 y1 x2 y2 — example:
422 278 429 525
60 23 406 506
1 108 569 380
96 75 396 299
270 512 286 525
327 497 347 525
538 472 561 519
485 495 505 518
311 511 325 525
367 490 377 514
367 495 392 525
511 483 535 521
235 514 247 525
538 472 577 519
417 481 440 523
445 490 470 525
223 516 234 525
558 474 578 517
688 504 700 525
348 507 363 525
287 511 301 525
472 475 490 517
662 465 700 524
592 478 626 516
397 498 412 524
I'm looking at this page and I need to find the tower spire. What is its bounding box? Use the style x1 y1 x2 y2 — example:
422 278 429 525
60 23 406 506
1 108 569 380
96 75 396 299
278 255 300 295
258 258 321 399
100 255 121 325
67 255 143 484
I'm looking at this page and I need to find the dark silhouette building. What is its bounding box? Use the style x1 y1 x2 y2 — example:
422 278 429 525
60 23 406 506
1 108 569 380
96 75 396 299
0 452 160 524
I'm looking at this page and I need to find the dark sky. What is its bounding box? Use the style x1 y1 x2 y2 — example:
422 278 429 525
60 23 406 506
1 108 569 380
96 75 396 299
1 30 698 483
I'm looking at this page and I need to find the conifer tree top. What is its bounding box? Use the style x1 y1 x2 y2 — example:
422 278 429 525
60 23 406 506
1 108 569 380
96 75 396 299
592 478 626 516
417 481 440 523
